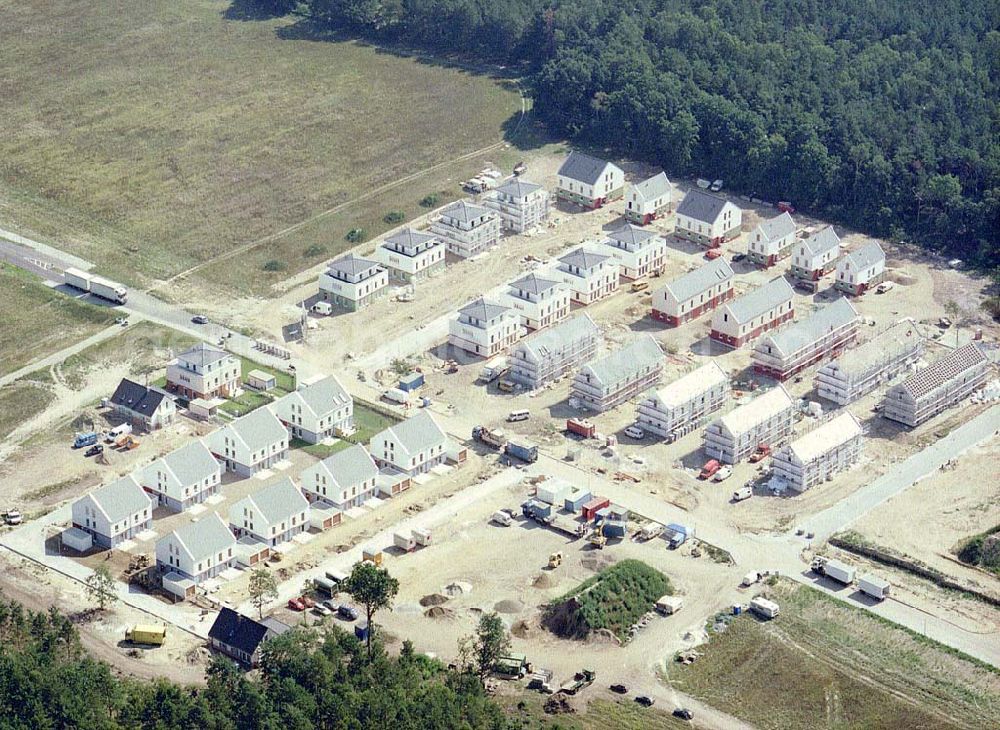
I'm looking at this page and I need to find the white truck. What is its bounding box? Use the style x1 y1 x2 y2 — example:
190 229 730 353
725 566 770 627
64 267 93 292
393 531 416 551
412 527 432 547
858 574 891 601
491 511 512 527
812 556 855 585
64 268 128 304
639 522 663 541
478 357 509 383
750 596 780 619
383 387 411 406
732 485 753 502
741 571 761 587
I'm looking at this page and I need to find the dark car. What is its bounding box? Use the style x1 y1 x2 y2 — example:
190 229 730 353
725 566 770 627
338 605 358 621
731 253 747 262
609 684 628 694
672 708 694 721
191 315 209 324
635 696 655 707
84 444 104 457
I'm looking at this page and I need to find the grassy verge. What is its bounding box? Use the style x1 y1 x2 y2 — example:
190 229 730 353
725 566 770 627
0 265 115 377
0 380 56 440
290 438 352 459
669 580 1000 729
954 524 1000 576
498 693 687 729
238 358 295 394
343 402 403 445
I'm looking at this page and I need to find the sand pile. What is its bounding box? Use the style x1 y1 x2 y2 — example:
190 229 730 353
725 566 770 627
494 599 525 614
532 573 554 589
511 619 532 638
420 593 449 607
424 606 455 620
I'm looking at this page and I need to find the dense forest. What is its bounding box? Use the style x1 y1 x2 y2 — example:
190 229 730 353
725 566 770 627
0 600 511 729
293 0 999 268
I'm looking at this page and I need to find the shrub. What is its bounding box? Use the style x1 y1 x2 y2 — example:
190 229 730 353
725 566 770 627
419 193 440 208
303 244 326 257
345 228 365 243
383 210 406 225
262 259 287 272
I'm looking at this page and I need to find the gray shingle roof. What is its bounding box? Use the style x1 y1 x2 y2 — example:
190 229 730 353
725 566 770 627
441 200 493 224
661 258 734 304
459 297 511 321
378 410 446 457
110 378 169 417
90 475 151 524
495 178 542 198
517 314 600 359
607 223 658 248
756 212 796 242
510 273 560 295
799 226 840 257
897 343 987 400
228 407 288 453
384 228 439 249
156 439 219 487
327 254 381 278
582 335 662 387
676 189 731 224
292 376 351 418
179 342 230 368
727 277 795 324
558 151 619 185
762 297 858 358
843 241 885 270
831 319 922 377
316 444 378 489
246 477 309 526
717 385 794 436
630 172 671 202
559 247 610 271
172 512 235 563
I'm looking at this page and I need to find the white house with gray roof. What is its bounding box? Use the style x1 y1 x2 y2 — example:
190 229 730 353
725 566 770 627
207 407 289 477
651 258 735 326
772 412 864 492
166 342 241 400
598 224 666 280
747 212 797 267
790 226 841 281
625 172 673 225
710 277 795 348
675 190 742 248
155 512 237 593
571 336 663 412
556 152 624 209
429 200 501 258
815 319 924 405
554 246 620 305
509 314 601 389
448 297 522 358
752 297 860 381
140 439 222 512
704 385 795 464
319 254 389 311
504 273 570 331
881 343 989 428
370 410 449 475
835 241 887 295
484 178 550 232
636 361 730 441
272 375 352 444
229 477 310 547
374 228 445 283
299 444 379 509
72 475 153 549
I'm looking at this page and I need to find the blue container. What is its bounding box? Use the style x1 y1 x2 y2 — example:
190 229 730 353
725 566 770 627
398 372 425 392
354 622 370 640
732 605 742 616
505 440 538 463
602 520 627 538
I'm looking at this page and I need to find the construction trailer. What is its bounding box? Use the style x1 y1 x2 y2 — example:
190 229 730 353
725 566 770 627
393 531 417 552
563 488 592 513
664 523 694 549
412 528 432 547
536 479 572 506
655 595 684 615
566 418 597 438
601 519 628 539
505 439 538 463
125 625 166 645
398 372 425 392
581 496 610 521
750 597 780 619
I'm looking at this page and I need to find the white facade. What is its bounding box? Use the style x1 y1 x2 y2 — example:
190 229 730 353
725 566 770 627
636 361 729 441
598 224 667 280
504 273 570 331
71 476 153 549
206 407 289 476
835 241 887 295
747 212 796 266
229 478 310 547
140 439 222 512
790 227 841 280
370 411 448 475
772 413 864 492
710 277 795 348
166 343 241 400
554 246 620 305
271 375 353 444
509 314 601 389
751 297 860 380
484 179 549 233
374 229 446 282
447 297 522 358
155 512 237 585
429 201 501 258
624 172 672 225
299 444 379 510
319 254 389 311
571 336 663 412
675 190 742 247
556 152 625 209
703 385 795 464
882 343 990 427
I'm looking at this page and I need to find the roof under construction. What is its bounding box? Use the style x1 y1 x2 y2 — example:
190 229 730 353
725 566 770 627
829 319 922 377
786 412 863 463
896 343 988 400
716 385 793 437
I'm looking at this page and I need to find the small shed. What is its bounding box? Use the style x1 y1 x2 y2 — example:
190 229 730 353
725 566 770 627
188 397 221 421
563 488 592 514
581 496 610 521
609 505 630 522
536 478 571 506
62 527 93 553
398 372 425 392
234 537 270 568
162 572 196 602
246 369 276 392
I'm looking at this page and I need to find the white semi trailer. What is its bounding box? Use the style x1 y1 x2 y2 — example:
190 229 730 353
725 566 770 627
63 268 128 304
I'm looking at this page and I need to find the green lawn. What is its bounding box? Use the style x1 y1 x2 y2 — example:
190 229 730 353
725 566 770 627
238 358 295 395
289 437 352 459
0 0 521 295
0 265 115 377
348 401 402 445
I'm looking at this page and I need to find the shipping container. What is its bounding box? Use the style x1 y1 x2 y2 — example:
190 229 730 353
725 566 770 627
750 597 780 619
563 489 592 513
125 625 166 645
602 520 627 539
581 497 610 521
393 531 416 551
536 480 571 506
313 577 336 595
412 527 432 546
505 439 538 463
566 418 596 438
858 574 890 600
398 372 425 392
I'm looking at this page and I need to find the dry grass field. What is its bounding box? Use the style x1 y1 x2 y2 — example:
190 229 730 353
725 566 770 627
669 581 1000 729
0 0 521 295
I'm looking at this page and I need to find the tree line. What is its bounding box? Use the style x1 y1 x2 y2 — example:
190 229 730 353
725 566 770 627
283 0 998 269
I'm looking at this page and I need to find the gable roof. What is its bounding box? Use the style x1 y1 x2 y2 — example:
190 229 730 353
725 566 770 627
828 319 922 378
630 172 671 202
726 277 795 324
208 608 271 656
245 477 309 526
458 297 511 322
755 212 796 242
582 336 662 387
786 412 863 463
842 241 885 271
676 189 731 224
178 342 230 368
110 378 168 417
384 228 439 249
660 258 734 304
716 385 794 437
287 376 351 419
517 314 600 360
559 247 611 271
799 226 840 257
169 512 235 563
558 151 619 185
895 343 988 400
761 298 858 358
376 410 446 457
607 223 658 247
327 254 381 278
312 444 379 490
441 200 493 224
226 407 288 453
88 475 151 524
510 273 561 296
647 361 728 410
151 439 219 488
495 178 542 198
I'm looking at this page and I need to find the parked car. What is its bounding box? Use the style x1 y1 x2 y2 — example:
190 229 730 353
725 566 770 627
610 684 628 694
287 598 305 611
312 604 332 616
191 315 209 324
731 253 747 262
322 600 340 613
704 248 723 260
3 510 23 526
710 179 723 191
299 595 315 608
84 444 104 457
712 465 733 482
635 696 655 707
623 425 645 439
672 708 694 721
338 605 359 621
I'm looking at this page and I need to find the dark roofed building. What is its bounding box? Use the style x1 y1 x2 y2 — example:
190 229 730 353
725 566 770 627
110 378 176 431
556 152 624 209
207 608 290 668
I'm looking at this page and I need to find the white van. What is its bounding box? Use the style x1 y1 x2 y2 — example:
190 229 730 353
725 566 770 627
506 409 530 422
